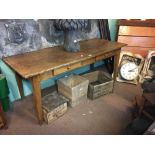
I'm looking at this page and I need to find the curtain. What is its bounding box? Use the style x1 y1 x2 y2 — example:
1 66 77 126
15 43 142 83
98 19 114 74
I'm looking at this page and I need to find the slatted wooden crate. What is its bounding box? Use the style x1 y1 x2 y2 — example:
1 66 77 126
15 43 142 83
82 71 114 100
42 91 68 124
57 74 89 107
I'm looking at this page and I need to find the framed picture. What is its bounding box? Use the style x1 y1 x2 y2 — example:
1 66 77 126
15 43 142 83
141 50 155 81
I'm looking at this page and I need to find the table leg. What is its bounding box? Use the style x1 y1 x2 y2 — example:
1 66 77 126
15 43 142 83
30 75 43 125
113 51 120 81
15 73 24 98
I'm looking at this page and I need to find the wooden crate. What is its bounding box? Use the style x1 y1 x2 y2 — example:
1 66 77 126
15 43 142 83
82 71 114 100
57 74 89 107
42 91 68 124
70 94 88 107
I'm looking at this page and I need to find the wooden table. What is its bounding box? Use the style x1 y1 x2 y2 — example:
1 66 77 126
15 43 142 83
3 39 126 124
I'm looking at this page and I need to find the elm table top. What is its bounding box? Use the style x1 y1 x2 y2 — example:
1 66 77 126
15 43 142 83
3 39 126 79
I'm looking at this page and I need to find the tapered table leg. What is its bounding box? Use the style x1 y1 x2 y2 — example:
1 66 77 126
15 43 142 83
113 50 121 81
30 75 43 125
15 73 24 98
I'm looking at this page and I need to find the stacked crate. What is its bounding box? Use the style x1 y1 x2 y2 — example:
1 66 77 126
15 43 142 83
42 71 113 124
42 91 68 124
57 74 89 107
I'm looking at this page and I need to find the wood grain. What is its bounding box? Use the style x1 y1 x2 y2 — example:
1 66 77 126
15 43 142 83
30 75 43 124
96 50 118 61
68 62 82 70
96 54 106 61
40 70 54 81
54 65 68 76
82 57 95 66
118 36 155 48
121 46 155 57
118 19 155 27
118 20 155 57
3 39 126 79
119 26 155 37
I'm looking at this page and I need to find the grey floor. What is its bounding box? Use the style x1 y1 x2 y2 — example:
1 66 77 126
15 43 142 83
0 82 142 135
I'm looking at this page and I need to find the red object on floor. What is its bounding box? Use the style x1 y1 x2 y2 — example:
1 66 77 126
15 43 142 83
0 101 8 129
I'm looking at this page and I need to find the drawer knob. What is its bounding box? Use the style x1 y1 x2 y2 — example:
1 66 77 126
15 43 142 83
67 66 71 69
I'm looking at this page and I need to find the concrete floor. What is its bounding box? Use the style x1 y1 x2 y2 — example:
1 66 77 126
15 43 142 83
0 82 142 135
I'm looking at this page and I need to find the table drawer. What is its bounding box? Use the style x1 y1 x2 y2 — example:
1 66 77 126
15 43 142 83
96 54 105 61
40 70 54 80
54 66 68 75
68 62 82 70
54 62 82 76
82 58 95 66
96 52 115 61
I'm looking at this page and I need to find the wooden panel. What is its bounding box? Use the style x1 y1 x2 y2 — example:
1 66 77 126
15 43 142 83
119 26 155 37
96 54 105 61
68 62 82 70
54 66 68 75
82 58 95 65
118 36 155 48
105 51 118 58
3 39 126 79
54 62 82 76
121 46 155 57
96 51 117 61
118 20 155 57
118 19 155 27
40 70 54 81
